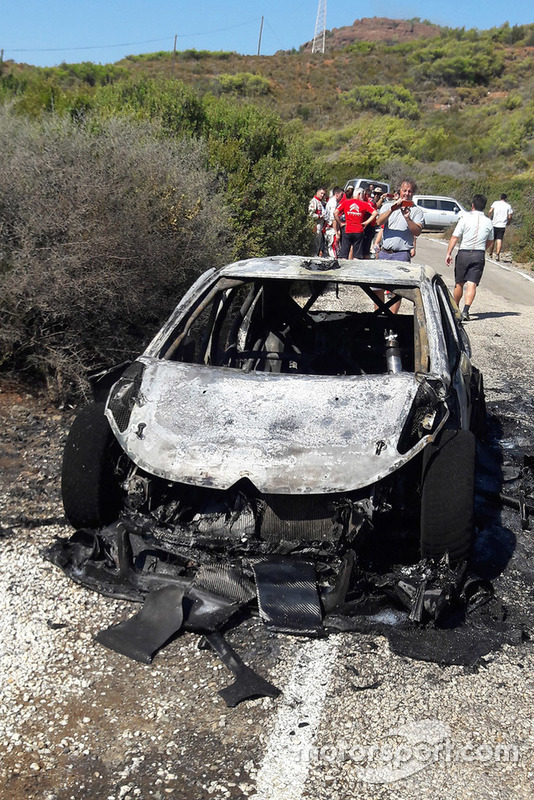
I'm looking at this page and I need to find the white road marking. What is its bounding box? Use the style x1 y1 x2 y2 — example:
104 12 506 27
251 636 340 800
429 237 534 283
488 260 534 282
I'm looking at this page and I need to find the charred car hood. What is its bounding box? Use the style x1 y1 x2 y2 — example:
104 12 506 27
106 360 422 493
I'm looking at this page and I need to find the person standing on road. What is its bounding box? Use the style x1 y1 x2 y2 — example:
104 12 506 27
336 185 351 250
375 180 424 263
445 194 494 321
375 179 424 312
372 187 385 211
362 187 380 259
488 193 513 261
323 186 343 257
308 187 326 256
334 188 377 260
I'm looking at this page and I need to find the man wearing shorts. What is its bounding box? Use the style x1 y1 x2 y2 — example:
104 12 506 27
488 193 513 261
445 194 494 321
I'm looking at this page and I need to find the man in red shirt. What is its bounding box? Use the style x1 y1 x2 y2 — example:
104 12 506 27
334 189 377 260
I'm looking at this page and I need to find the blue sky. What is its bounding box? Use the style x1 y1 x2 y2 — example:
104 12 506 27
3 1 533 67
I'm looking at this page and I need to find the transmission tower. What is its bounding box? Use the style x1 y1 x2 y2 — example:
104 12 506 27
311 0 327 54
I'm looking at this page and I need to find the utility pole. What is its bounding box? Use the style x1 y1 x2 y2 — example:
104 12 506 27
311 0 327 54
257 16 264 56
172 34 177 74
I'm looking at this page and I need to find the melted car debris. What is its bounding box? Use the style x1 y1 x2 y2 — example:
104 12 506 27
46 430 533 705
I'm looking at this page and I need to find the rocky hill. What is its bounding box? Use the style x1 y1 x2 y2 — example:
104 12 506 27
300 16 442 52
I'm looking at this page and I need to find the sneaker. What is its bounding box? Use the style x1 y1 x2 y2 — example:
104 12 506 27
461 308 470 322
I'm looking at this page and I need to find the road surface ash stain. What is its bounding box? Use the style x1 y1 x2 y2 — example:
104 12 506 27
268 417 298 434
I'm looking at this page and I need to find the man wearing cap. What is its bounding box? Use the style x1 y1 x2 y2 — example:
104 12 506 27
372 186 384 206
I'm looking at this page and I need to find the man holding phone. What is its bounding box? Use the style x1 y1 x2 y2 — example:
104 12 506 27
376 179 424 263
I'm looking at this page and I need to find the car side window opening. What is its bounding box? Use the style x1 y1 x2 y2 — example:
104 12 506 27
438 279 471 357
435 281 463 371
161 279 426 377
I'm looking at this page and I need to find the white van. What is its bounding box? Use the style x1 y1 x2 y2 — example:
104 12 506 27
344 178 391 195
413 195 466 229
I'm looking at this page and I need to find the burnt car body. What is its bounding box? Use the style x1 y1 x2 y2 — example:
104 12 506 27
54 256 484 665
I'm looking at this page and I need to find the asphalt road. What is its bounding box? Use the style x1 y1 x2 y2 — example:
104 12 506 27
415 234 534 307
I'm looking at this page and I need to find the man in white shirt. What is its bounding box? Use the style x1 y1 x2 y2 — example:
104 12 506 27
488 193 513 261
445 194 494 321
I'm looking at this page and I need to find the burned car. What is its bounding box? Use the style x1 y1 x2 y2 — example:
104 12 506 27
51 256 486 698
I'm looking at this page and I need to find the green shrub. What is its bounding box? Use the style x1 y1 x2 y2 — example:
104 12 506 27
505 94 523 110
342 84 420 119
344 42 376 56
231 138 318 258
124 52 172 63
0 110 233 399
180 49 234 61
409 41 505 86
203 97 285 162
94 78 206 136
45 61 127 87
213 72 272 97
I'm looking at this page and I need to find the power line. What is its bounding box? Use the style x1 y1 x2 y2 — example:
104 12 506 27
6 18 261 55
262 17 288 52
9 38 169 54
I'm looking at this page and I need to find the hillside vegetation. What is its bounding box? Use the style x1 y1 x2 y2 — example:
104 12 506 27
0 17 533 398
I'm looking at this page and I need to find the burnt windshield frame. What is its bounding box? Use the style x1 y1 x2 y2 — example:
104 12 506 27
159 277 424 377
159 278 246 361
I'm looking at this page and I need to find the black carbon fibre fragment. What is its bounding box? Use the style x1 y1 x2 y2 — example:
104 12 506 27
253 557 323 635
203 631 281 707
96 585 185 663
